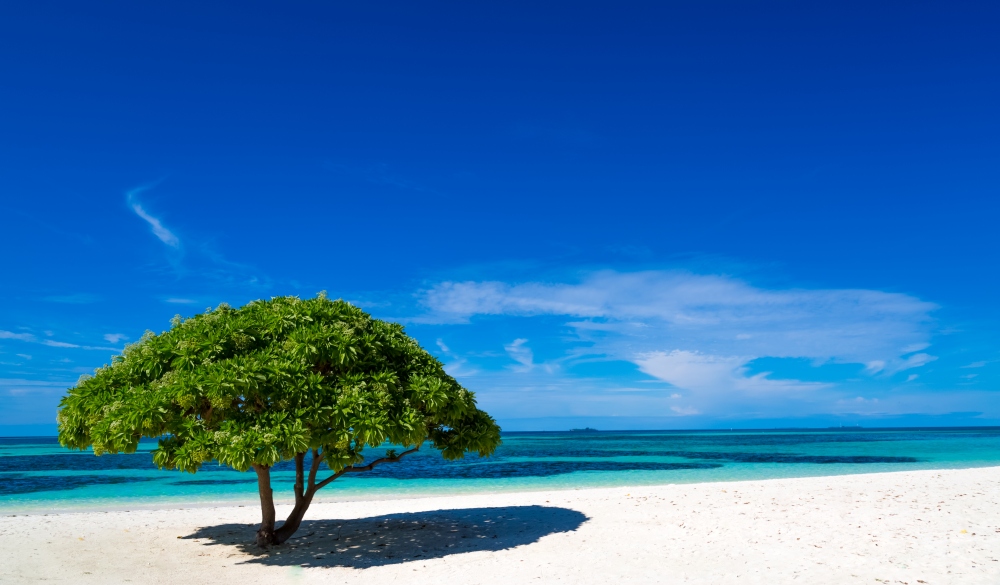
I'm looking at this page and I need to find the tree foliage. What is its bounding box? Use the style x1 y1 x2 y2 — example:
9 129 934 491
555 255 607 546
57 294 501 544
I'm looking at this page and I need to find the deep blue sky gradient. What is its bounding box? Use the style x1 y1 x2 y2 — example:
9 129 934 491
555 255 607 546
1 1 998 432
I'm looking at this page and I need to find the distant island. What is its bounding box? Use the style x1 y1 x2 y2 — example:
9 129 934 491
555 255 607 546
570 427 599 432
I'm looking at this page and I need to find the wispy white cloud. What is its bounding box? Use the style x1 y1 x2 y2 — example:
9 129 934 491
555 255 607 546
1 330 118 351
103 333 128 344
504 338 535 371
670 405 700 415
636 351 747 394
122 184 276 294
865 360 887 374
435 338 480 378
422 272 934 358
838 396 880 405
165 298 198 304
0 378 73 397
0 330 35 342
42 340 79 348
636 350 828 394
892 352 938 373
962 361 988 368
422 272 935 357
829 389 1000 418
127 185 180 248
442 362 479 377
866 354 937 376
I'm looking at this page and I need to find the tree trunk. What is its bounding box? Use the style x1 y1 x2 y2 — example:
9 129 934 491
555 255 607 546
273 491 314 543
251 448 418 546
253 464 278 547
271 452 314 543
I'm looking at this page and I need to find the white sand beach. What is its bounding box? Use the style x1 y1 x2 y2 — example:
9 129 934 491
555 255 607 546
2 467 998 584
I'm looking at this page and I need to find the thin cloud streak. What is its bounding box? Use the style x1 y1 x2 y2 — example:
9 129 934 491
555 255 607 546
962 361 988 368
121 183 272 294
0 378 75 398
0 330 119 352
127 184 180 248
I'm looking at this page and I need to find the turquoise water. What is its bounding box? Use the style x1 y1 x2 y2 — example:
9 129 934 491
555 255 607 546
3 428 1000 514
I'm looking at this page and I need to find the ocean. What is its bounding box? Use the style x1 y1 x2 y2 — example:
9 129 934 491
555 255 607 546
3 427 1000 514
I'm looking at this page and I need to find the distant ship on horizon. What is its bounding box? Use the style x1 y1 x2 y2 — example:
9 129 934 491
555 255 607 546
569 427 599 433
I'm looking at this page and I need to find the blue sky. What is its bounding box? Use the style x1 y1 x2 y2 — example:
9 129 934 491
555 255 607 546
1 1 998 432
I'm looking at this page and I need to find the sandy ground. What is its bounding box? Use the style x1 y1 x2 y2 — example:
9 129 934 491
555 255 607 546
2 467 998 584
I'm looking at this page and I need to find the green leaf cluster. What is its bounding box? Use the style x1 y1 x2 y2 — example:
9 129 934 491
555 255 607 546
57 295 501 474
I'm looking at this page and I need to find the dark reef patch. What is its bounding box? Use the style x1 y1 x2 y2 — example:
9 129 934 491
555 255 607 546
172 478 257 486
0 473 154 496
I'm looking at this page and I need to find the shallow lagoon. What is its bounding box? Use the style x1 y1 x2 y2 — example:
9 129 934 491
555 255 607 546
3 427 1000 513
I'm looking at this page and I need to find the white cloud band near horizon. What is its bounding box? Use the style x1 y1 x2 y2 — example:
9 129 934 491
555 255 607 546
419 270 939 408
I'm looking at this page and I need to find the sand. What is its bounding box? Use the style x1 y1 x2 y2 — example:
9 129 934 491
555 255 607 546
2 467 998 584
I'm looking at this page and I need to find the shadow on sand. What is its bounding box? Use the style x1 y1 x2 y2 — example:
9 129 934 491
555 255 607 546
184 505 588 568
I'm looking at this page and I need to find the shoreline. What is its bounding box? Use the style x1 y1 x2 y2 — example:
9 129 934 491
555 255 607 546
1 462 995 516
6 462 1000 517
3 466 998 584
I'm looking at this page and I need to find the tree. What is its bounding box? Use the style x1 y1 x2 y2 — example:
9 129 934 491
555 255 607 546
57 294 501 547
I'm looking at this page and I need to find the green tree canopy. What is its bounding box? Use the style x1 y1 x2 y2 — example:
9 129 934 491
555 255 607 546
57 294 501 546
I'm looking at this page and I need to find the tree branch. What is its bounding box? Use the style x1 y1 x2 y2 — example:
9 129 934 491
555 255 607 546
293 452 305 501
307 448 323 490
312 447 420 492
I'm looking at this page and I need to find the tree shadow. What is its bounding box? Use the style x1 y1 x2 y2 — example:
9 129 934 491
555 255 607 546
184 505 588 568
